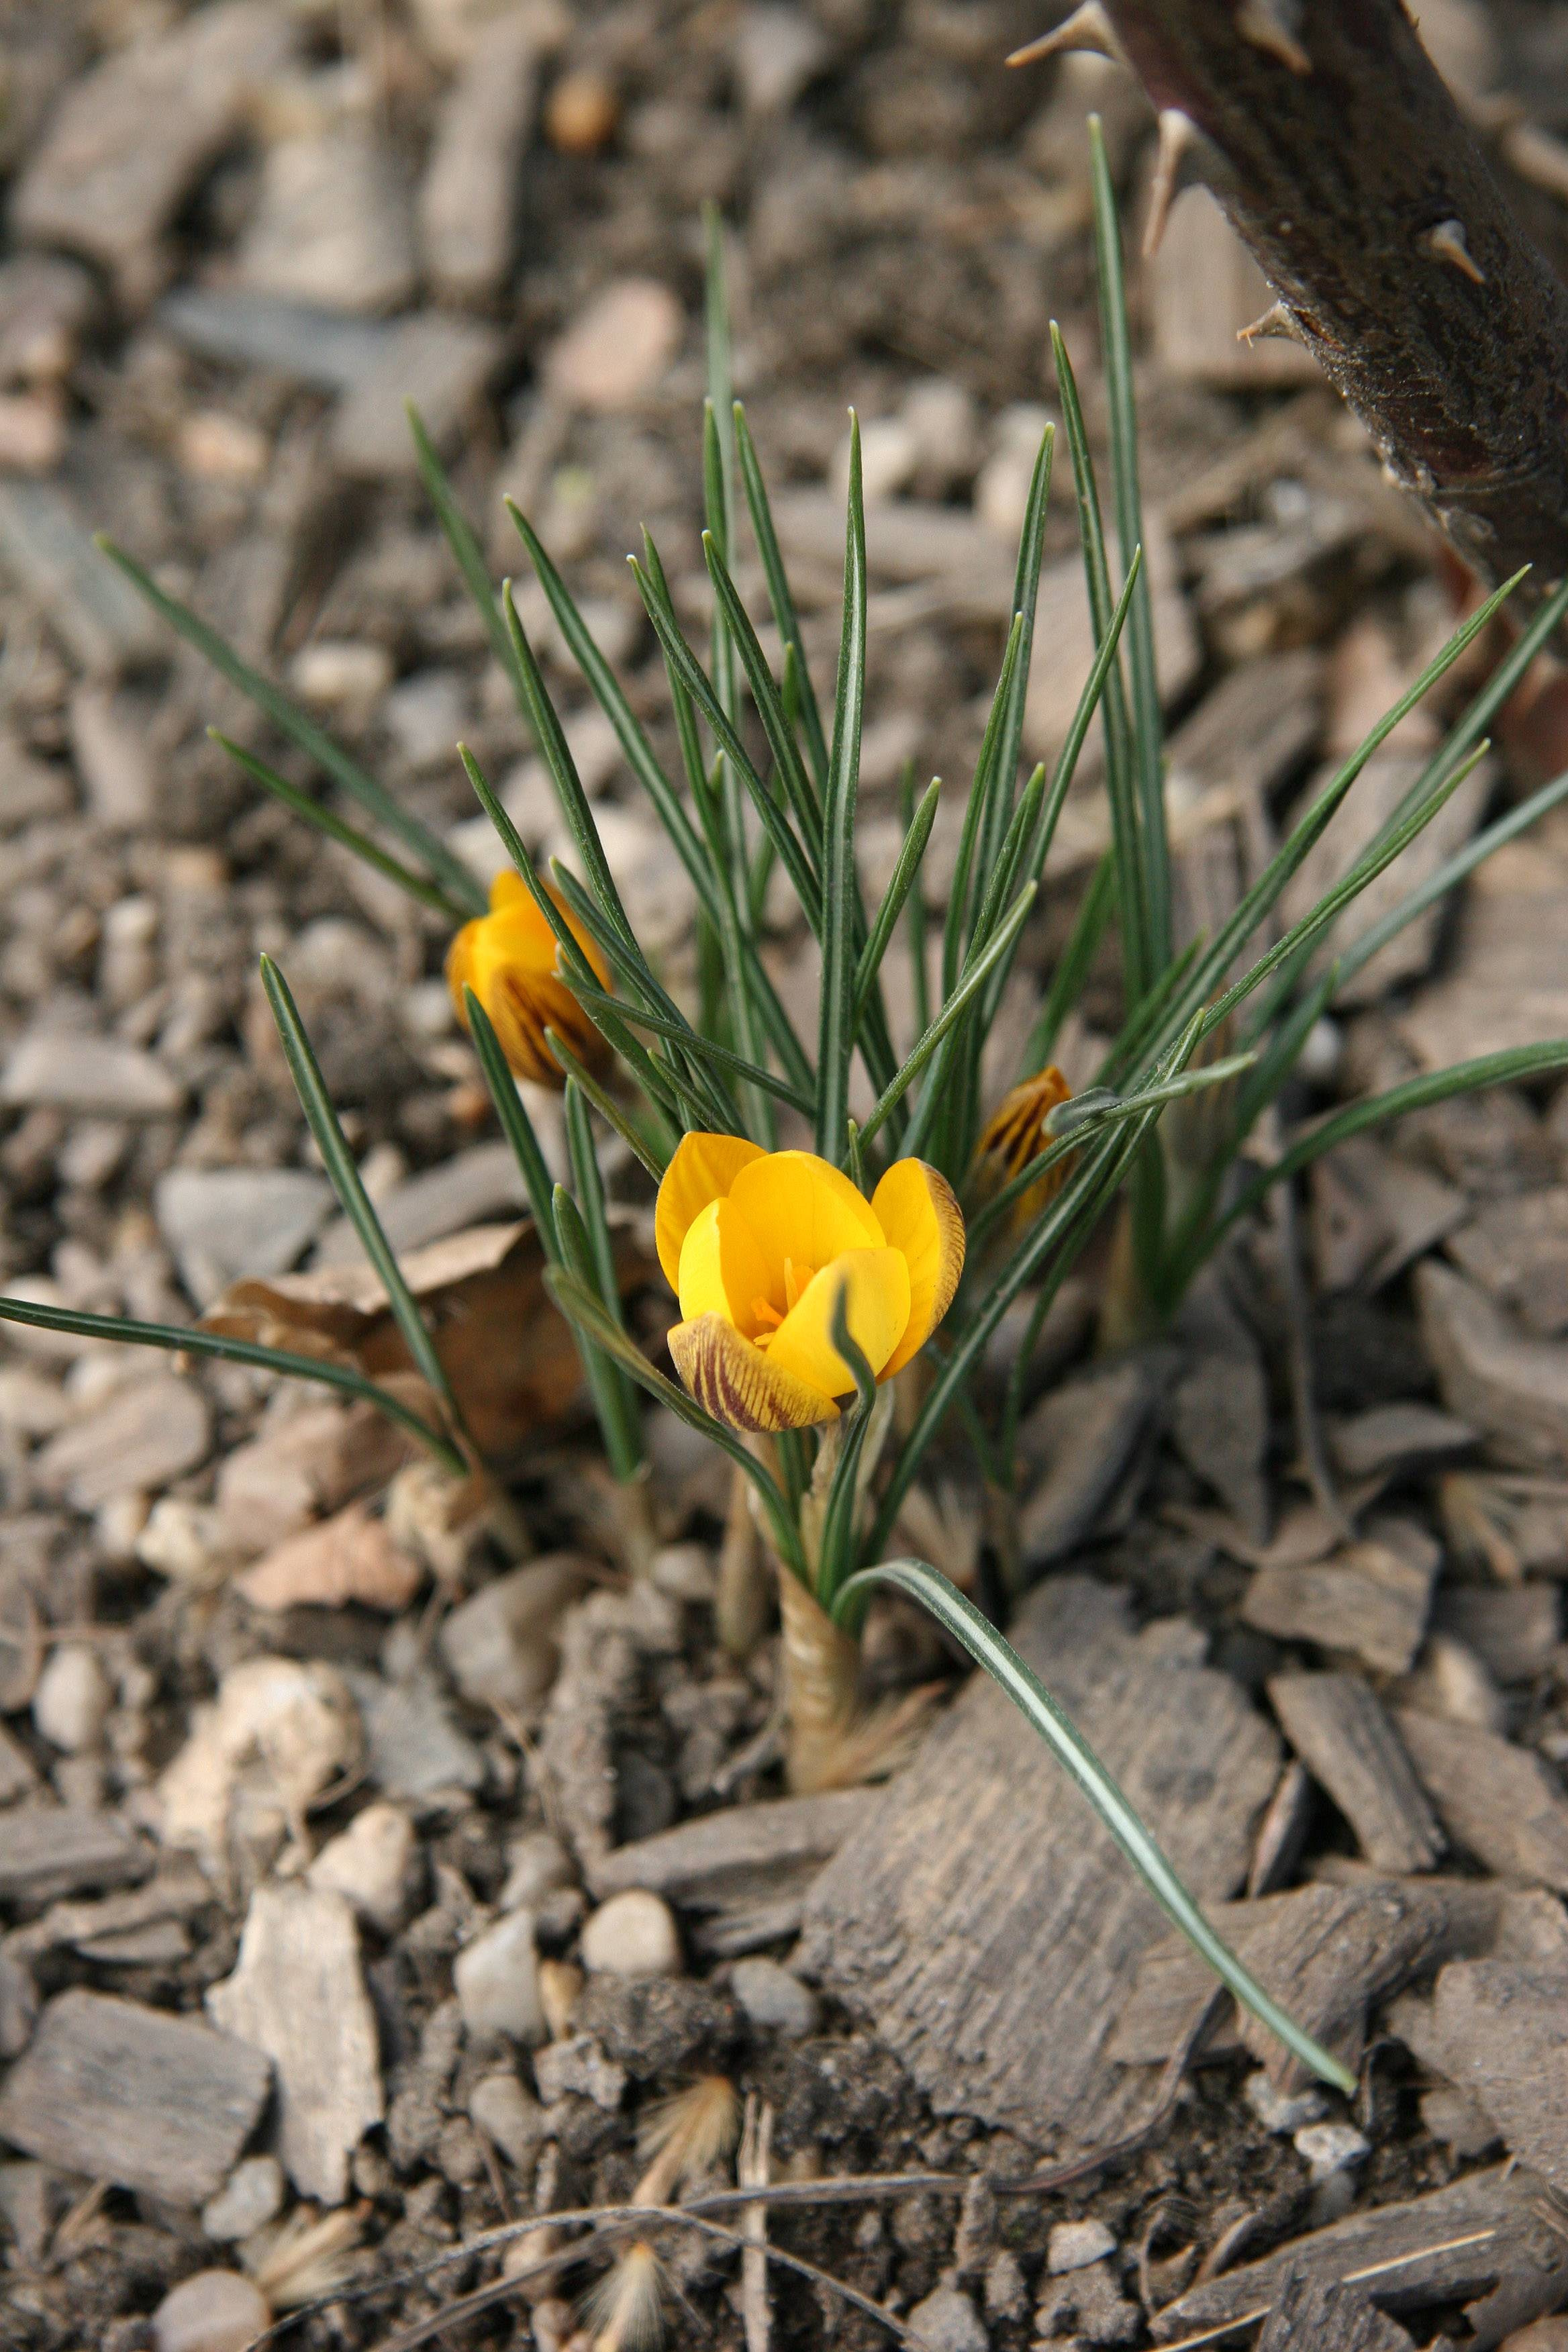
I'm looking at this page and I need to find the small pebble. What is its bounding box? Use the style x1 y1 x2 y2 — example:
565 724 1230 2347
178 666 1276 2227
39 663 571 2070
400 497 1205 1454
1244 2068 1328 2136
905 2282 988 2352
544 67 619 155
469 2071 548 2171
579 1889 681 1979
308 1802 416 1937
152 2268 271 2352
650 1543 718 1604
454 1910 545 2045
532 2032 627 2112
499 1830 575 1913
32 1643 113 1752
1047 2217 1118 2275
200 2154 285 2244
1293 2120 1371 2183
730 1956 820 2040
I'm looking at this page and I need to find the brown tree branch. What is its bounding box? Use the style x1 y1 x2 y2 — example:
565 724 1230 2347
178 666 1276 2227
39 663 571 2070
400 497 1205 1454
1037 0 1568 607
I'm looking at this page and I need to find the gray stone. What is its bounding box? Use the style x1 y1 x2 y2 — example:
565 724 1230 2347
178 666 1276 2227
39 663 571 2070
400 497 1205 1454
907 2283 988 2352
1295 2122 1371 2184
151 2267 272 2352
419 13 540 302
345 1668 485 1804
0 734 72 830
156 1167 332 1308
581 1890 682 1980
314 1140 526 1265
532 2033 627 2112
330 313 503 479
499 1830 574 1913
729 1956 820 2040
1245 2069 1328 2137
438 1557 594 1715
199 2153 285 2243
468 2070 548 2171
307 1802 418 1937
0 481 166 674
31 1642 112 1753
206 1882 383 2206
0 1806 149 1902
0 1988 271 2205
238 121 415 315
1048 2218 1118 2274
34 1375 211 1512
157 287 389 392
454 1910 544 2046
1417 1260 1568 1469
1 1029 181 1118
10 2 294 305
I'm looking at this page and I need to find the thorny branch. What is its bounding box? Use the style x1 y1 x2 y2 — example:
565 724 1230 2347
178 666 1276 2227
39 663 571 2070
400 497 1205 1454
1018 1 1568 612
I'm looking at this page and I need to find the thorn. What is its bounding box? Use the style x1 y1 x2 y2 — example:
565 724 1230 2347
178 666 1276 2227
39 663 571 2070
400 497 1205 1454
1143 109 1202 256
1236 0 1311 74
1007 3 1127 70
1424 216 1487 283
1236 301 1304 345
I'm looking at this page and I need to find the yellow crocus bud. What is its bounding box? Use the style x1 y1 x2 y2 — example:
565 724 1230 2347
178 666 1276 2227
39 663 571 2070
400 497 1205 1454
973 1065 1074 1232
446 870 611 1088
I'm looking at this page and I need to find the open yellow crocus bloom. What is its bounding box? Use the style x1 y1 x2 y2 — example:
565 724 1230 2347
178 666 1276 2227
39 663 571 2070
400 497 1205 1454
655 1134 965 1432
447 870 610 1089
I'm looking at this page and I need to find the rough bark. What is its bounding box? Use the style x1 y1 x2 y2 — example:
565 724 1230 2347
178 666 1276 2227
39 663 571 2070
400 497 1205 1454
1094 0 1568 605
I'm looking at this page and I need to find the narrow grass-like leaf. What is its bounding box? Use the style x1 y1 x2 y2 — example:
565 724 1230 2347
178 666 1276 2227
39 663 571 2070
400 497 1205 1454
838 1559 1357 2094
865 886 1036 1152
1199 741 1492 1040
1051 325 1149 1000
854 778 940 1024
568 981 812 1118
559 1104 644 1482
1200 1038 1568 1268
544 1028 668 1179
734 402 830 791
462 989 562 1243
1139 573 1524 1073
1089 118 1169 973
1020 853 1113 1075
816 1291 881 1609
703 529 822 854
631 544 823 933
260 956 464 1435
506 499 722 934
97 535 485 916
407 403 513 679
501 581 638 949
899 765 932 1038
544 1265 804 1574
1337 759 1568 991
977 426 1055 906
0 1293 464 1469
966 1050 1255 1248
817 413 867 1159
873 1104 1158 1553
211 732 470 922
942 616 1024 1001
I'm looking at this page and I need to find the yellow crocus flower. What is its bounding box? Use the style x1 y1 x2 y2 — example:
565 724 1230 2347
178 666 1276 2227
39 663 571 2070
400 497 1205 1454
655 1134 965 1431
973 1065 1073 1232
447 870 611 1088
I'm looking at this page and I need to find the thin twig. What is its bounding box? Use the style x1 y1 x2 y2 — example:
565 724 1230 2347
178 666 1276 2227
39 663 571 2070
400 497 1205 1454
1273 1171 1353 1540
739 2093 775 2352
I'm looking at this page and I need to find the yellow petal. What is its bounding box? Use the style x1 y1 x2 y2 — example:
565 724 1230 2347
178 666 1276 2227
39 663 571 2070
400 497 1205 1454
668 1314 839 1431
727 1152 885 1285
677 1197 775 1334
765 1248 910 1398
873 1158 966 1378
446 920 479 1024
654 1133 768 1292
